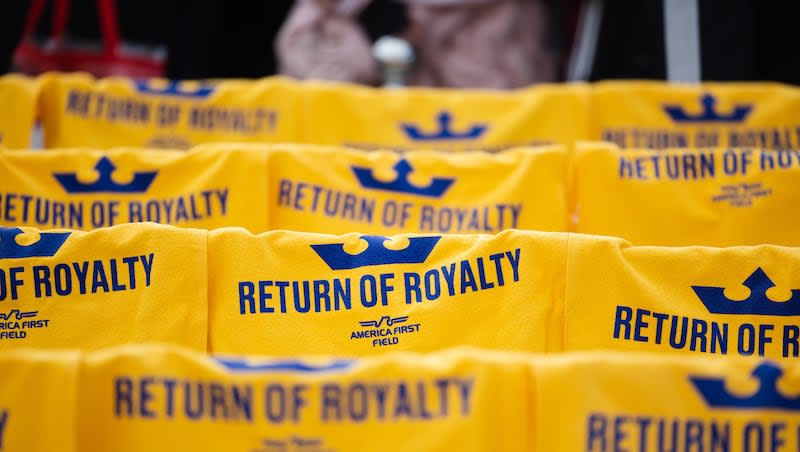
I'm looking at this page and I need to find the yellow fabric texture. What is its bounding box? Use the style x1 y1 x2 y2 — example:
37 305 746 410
535 352 800 452
77 345 531 452
0 349 79 452
0 223 207 350
39 73 300 149
0 74 38 149
564 233 800 360
263 144 567 234
208 229 566 356
300 81 588 151
590 81 800 149
571 143 800 246
0 147 268 231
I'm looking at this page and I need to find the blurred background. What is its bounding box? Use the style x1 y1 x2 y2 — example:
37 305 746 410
1 0 799 87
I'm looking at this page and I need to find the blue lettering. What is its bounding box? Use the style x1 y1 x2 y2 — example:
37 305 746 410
259 281 274 313
348 384 368 422
109 259 126 291
634 309 650 342
53 263 72 296
440 264 457 296
783 325 799 357
141 253 154 287
265 384 285 423
322 384 341 421
394 383 413 418
404 272 421 304
360 275 378 308
184 381 204 420
460 260 478 294
738 323 756 355
476 257 494 290
333 279 352 311
33 266 51 298
614 306 633 340
210 383 228 419
613 415 629 452
115 377 133 417
139 377 156 418
72 259 89 295
425 269 441 301
239 282 255 314
506 249 521 282
743 422 763 452
379 273 394 306
690 319 708 352
163 379 177 418
619 158 633 179
685 419 703 452
314 280 331 312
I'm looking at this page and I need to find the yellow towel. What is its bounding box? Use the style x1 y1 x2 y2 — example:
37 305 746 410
0 147 268 231
563 233 800 360
78 345 531 452
300 81 587 151
589 81 800 149
0 223 207 350
0 74 38 149
262 144 566 234
571 143 800 246
0 349 79 452
535 352 800 452
208 228 566 356
39 73 300 149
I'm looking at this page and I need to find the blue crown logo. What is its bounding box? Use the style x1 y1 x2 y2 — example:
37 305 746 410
0 227 70 259
359 315 408 328
132 80 216 99
351 159 454 198
691 362 800 411
692 268 800 316
400 111 488 141
215 358 353 373
53 157 157 194
311 235 440 270
663 93 752 123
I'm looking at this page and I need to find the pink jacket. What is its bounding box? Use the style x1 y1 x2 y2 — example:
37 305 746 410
277 0 558 89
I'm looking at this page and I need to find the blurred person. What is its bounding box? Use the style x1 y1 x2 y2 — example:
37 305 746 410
277 0 563 89
275 0 409 85
403 0 559 88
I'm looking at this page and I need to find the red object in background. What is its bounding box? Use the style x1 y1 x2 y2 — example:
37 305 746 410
13 0 164 77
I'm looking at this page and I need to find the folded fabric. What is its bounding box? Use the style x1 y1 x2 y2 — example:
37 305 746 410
208 228 566 356
0 223 207 350
535 352 800 451
0 147 268 231
590 81 800 149
263 144 566 234
39 73 300 149
563 233 800 360
0 349 79 452
0 74 38 149
78 344 531 452
299 81 587 151
10 345 800 452
571 143 800 246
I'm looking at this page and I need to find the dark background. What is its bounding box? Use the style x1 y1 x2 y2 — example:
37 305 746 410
1 0 798 85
